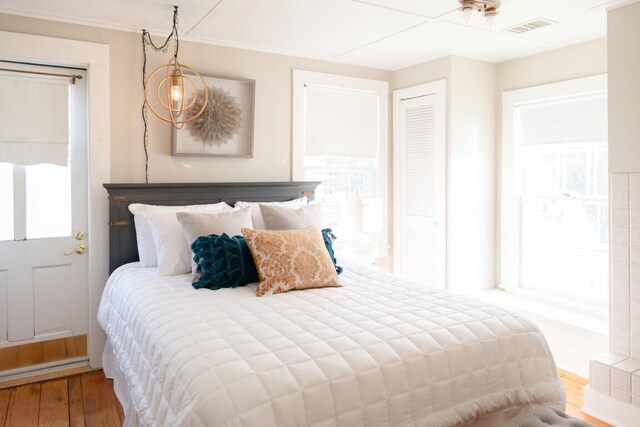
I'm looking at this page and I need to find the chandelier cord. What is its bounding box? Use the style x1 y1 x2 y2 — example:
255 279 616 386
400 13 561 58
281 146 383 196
141 6 180 183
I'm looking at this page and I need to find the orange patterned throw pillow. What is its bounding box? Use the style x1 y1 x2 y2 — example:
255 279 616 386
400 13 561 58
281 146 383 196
241 227 341 296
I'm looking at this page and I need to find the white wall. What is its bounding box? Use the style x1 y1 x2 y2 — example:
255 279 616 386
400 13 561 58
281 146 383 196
498 38 607 93
608 4 640 174
391 40 607 291
392 56 498 292
448 57 497 293
0 11 611 293
391 56 452 91
0 13 391 184
583 6 640 422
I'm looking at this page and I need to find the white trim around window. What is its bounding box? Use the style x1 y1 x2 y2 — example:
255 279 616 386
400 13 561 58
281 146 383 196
500 74 607 296
292 70 389 256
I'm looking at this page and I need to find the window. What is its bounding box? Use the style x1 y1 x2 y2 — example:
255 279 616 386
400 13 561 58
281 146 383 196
502 75 608 307
292 70 389 257
25 163 72 239
0 70 72 241
0 163 13 241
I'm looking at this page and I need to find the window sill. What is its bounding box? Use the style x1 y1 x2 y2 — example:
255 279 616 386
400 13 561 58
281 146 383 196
474 288 609 377
474 288 608 335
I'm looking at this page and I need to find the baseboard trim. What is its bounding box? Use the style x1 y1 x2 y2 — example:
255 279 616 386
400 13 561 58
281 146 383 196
583 386 640 427
0 360 97 389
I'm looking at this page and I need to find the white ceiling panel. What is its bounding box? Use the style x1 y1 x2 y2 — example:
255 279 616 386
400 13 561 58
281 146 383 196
350 0 457 18
336 19 550 70
187 0 427 58
0 0 616 70
0 0 215 34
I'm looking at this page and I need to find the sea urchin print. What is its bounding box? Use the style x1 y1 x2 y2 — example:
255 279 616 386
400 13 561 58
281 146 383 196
187 86 242 147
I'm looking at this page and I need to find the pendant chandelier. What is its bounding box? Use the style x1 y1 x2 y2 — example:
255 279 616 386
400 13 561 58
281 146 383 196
142 6 208 129
458 0 501 24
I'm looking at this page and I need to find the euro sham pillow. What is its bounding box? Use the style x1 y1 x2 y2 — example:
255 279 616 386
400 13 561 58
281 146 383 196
176 207 253 274
234 196 307 229
191 229 342 290
128 202 231 267
259 203 324 230
242 227 341 297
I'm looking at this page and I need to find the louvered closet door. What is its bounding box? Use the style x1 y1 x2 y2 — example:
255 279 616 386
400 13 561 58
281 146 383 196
394 93 446 288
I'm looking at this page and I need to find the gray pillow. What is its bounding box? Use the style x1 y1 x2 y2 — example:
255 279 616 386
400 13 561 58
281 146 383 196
234 196 308 229
177 207 253 273
259 203 325 230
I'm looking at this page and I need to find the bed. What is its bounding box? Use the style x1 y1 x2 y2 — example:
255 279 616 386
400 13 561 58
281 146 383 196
99 182 565 427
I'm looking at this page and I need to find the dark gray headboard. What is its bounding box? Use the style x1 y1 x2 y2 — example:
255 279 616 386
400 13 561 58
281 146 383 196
103 181 320 273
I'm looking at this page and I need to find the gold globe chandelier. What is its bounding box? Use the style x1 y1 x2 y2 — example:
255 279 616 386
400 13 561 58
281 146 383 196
458 0 501 24
142 6 208 129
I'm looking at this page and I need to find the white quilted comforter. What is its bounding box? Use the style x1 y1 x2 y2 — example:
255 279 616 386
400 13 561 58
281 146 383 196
98 263 564 427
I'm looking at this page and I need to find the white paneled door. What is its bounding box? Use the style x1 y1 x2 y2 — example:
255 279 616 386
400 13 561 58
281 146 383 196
0 63 88 347
393 81 446 288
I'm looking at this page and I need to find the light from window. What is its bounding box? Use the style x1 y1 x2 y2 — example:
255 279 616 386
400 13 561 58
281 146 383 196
0 163 13 241
516 92 608 302
26 163 71 239
302 85 381 239
304 156 377 229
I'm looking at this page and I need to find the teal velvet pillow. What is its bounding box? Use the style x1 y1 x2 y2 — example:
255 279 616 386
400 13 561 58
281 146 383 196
191 228 342 290
191 233 258 290
322 229 343 275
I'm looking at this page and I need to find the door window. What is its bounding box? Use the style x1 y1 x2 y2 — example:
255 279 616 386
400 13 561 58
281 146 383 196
25 163 71 239
0 69 72 241
0 163 13 241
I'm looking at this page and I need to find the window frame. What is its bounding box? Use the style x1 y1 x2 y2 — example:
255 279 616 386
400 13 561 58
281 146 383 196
500 74 608 308
292 70 389 256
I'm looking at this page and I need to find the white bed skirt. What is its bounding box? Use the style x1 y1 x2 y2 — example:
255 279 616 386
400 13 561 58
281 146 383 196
103 339 143 427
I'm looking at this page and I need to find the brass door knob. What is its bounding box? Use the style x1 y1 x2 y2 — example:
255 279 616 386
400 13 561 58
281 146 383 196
65 244 86 256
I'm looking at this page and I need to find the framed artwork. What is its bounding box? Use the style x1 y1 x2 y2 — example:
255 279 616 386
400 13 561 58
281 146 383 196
172 73 255 157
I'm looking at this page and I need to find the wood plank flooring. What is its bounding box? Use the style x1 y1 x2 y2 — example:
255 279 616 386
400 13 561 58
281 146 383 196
0 336 87 372
0 368 612 426
0 370 122 426
559 368 612 427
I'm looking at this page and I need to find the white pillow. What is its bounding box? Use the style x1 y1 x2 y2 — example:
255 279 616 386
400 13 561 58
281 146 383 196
260 203 325 230
235 196 308 229
176 207 253 274
128 202 231 267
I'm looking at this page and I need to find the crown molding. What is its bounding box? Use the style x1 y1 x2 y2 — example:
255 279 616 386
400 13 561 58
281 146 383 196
603 0 640 12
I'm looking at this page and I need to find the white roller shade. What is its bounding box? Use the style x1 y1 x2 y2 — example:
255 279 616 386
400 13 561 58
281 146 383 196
0 73 70 166
304 84 379 158
516 92 607 145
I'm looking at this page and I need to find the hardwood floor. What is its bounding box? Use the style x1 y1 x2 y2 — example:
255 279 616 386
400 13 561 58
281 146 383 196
0 336 87 372
559 368 612 427
0 370 122 426
0 368 610 426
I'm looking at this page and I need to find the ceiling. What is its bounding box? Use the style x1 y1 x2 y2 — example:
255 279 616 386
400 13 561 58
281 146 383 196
0 0 633 70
